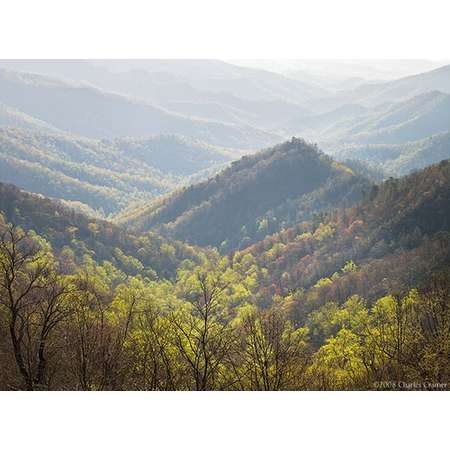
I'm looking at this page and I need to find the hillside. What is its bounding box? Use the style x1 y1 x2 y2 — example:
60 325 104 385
333 91 450 145
283 90 450 175
335 131 450 176
120 138 371 251
111 135 234 176
313 64 450 110
350 64 450 107
0 127 233 216
0 60 319 135
0 101 62 132
0 69 280 150
0 181 202 279
238 158 450 314
290 91 450 146
1 154 449 391
0 59 327 103
282 103 368 135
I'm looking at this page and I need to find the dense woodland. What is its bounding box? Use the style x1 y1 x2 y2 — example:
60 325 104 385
120 138 371 251
0 127 233 216
0 60 449 391
0 157 449 390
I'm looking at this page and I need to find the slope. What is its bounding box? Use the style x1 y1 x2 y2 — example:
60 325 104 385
0 127 234 216
0 59 327 103
334 131 450 176
0 181 202 279
313 64 450 111
0 60 317 131
238 158 450 318
0 68 280 150
120 138 371 251
333 91 450 145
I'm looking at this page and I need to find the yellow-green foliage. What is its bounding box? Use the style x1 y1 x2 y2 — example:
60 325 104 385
313 223 335 241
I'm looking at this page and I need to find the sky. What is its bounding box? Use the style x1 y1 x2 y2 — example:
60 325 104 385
228 59 450 81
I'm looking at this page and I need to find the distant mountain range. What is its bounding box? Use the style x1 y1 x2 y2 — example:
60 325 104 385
0 59 448 212
1 59 449 392
316 91 450 145
350 64 450 106
0 59 328 102
309 63 450 110
0 127 234 216
0 69 280 150
0 60 318 130
283 87 450 173
334 131 450 176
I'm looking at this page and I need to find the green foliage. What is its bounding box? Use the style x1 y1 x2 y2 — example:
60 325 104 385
0 181 203 280
341 260 357 273
0 128 234 217
0 146 450 390
0 210 449 390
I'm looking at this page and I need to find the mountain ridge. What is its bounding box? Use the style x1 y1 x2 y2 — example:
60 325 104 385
119 138 371 251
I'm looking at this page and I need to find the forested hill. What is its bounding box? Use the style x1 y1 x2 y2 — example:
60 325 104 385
0 127 234 216
119 138 371 251
0 182 202 279
1 153 449 391
238 158 450 317
335 131 450 176
1 59 450 392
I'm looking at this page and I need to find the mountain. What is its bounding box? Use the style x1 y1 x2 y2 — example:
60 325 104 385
289 91 450 145
0 181 203 279
111 135 234 176
283 91 450 177
315 64 450 111
353 64 450 107
0 60 315 131
119 138 371 251
1 158 449 392
0 59 327 102
331 91 450 145
0 101 61 132
241 158 450 313
162 96 311 130
281 103 368 135
0 68 280 150
334 131 450 176
1 163 448 392
0 127 234 216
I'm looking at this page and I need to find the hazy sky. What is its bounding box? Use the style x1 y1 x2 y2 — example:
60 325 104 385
229 60 450 81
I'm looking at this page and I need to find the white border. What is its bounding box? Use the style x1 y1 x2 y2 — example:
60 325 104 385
1 1 449 448
1 0 450 58
0 392 448 449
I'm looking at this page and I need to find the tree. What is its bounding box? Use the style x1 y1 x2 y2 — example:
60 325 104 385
0 224 70 390
64 271 136 390
237 307 309 390
168 271 235 390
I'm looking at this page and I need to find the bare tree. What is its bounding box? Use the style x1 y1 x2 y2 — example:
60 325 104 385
0 225 70 390
238 307 309 390
130 305 178 390
169 272 235 390
65 273 136 390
